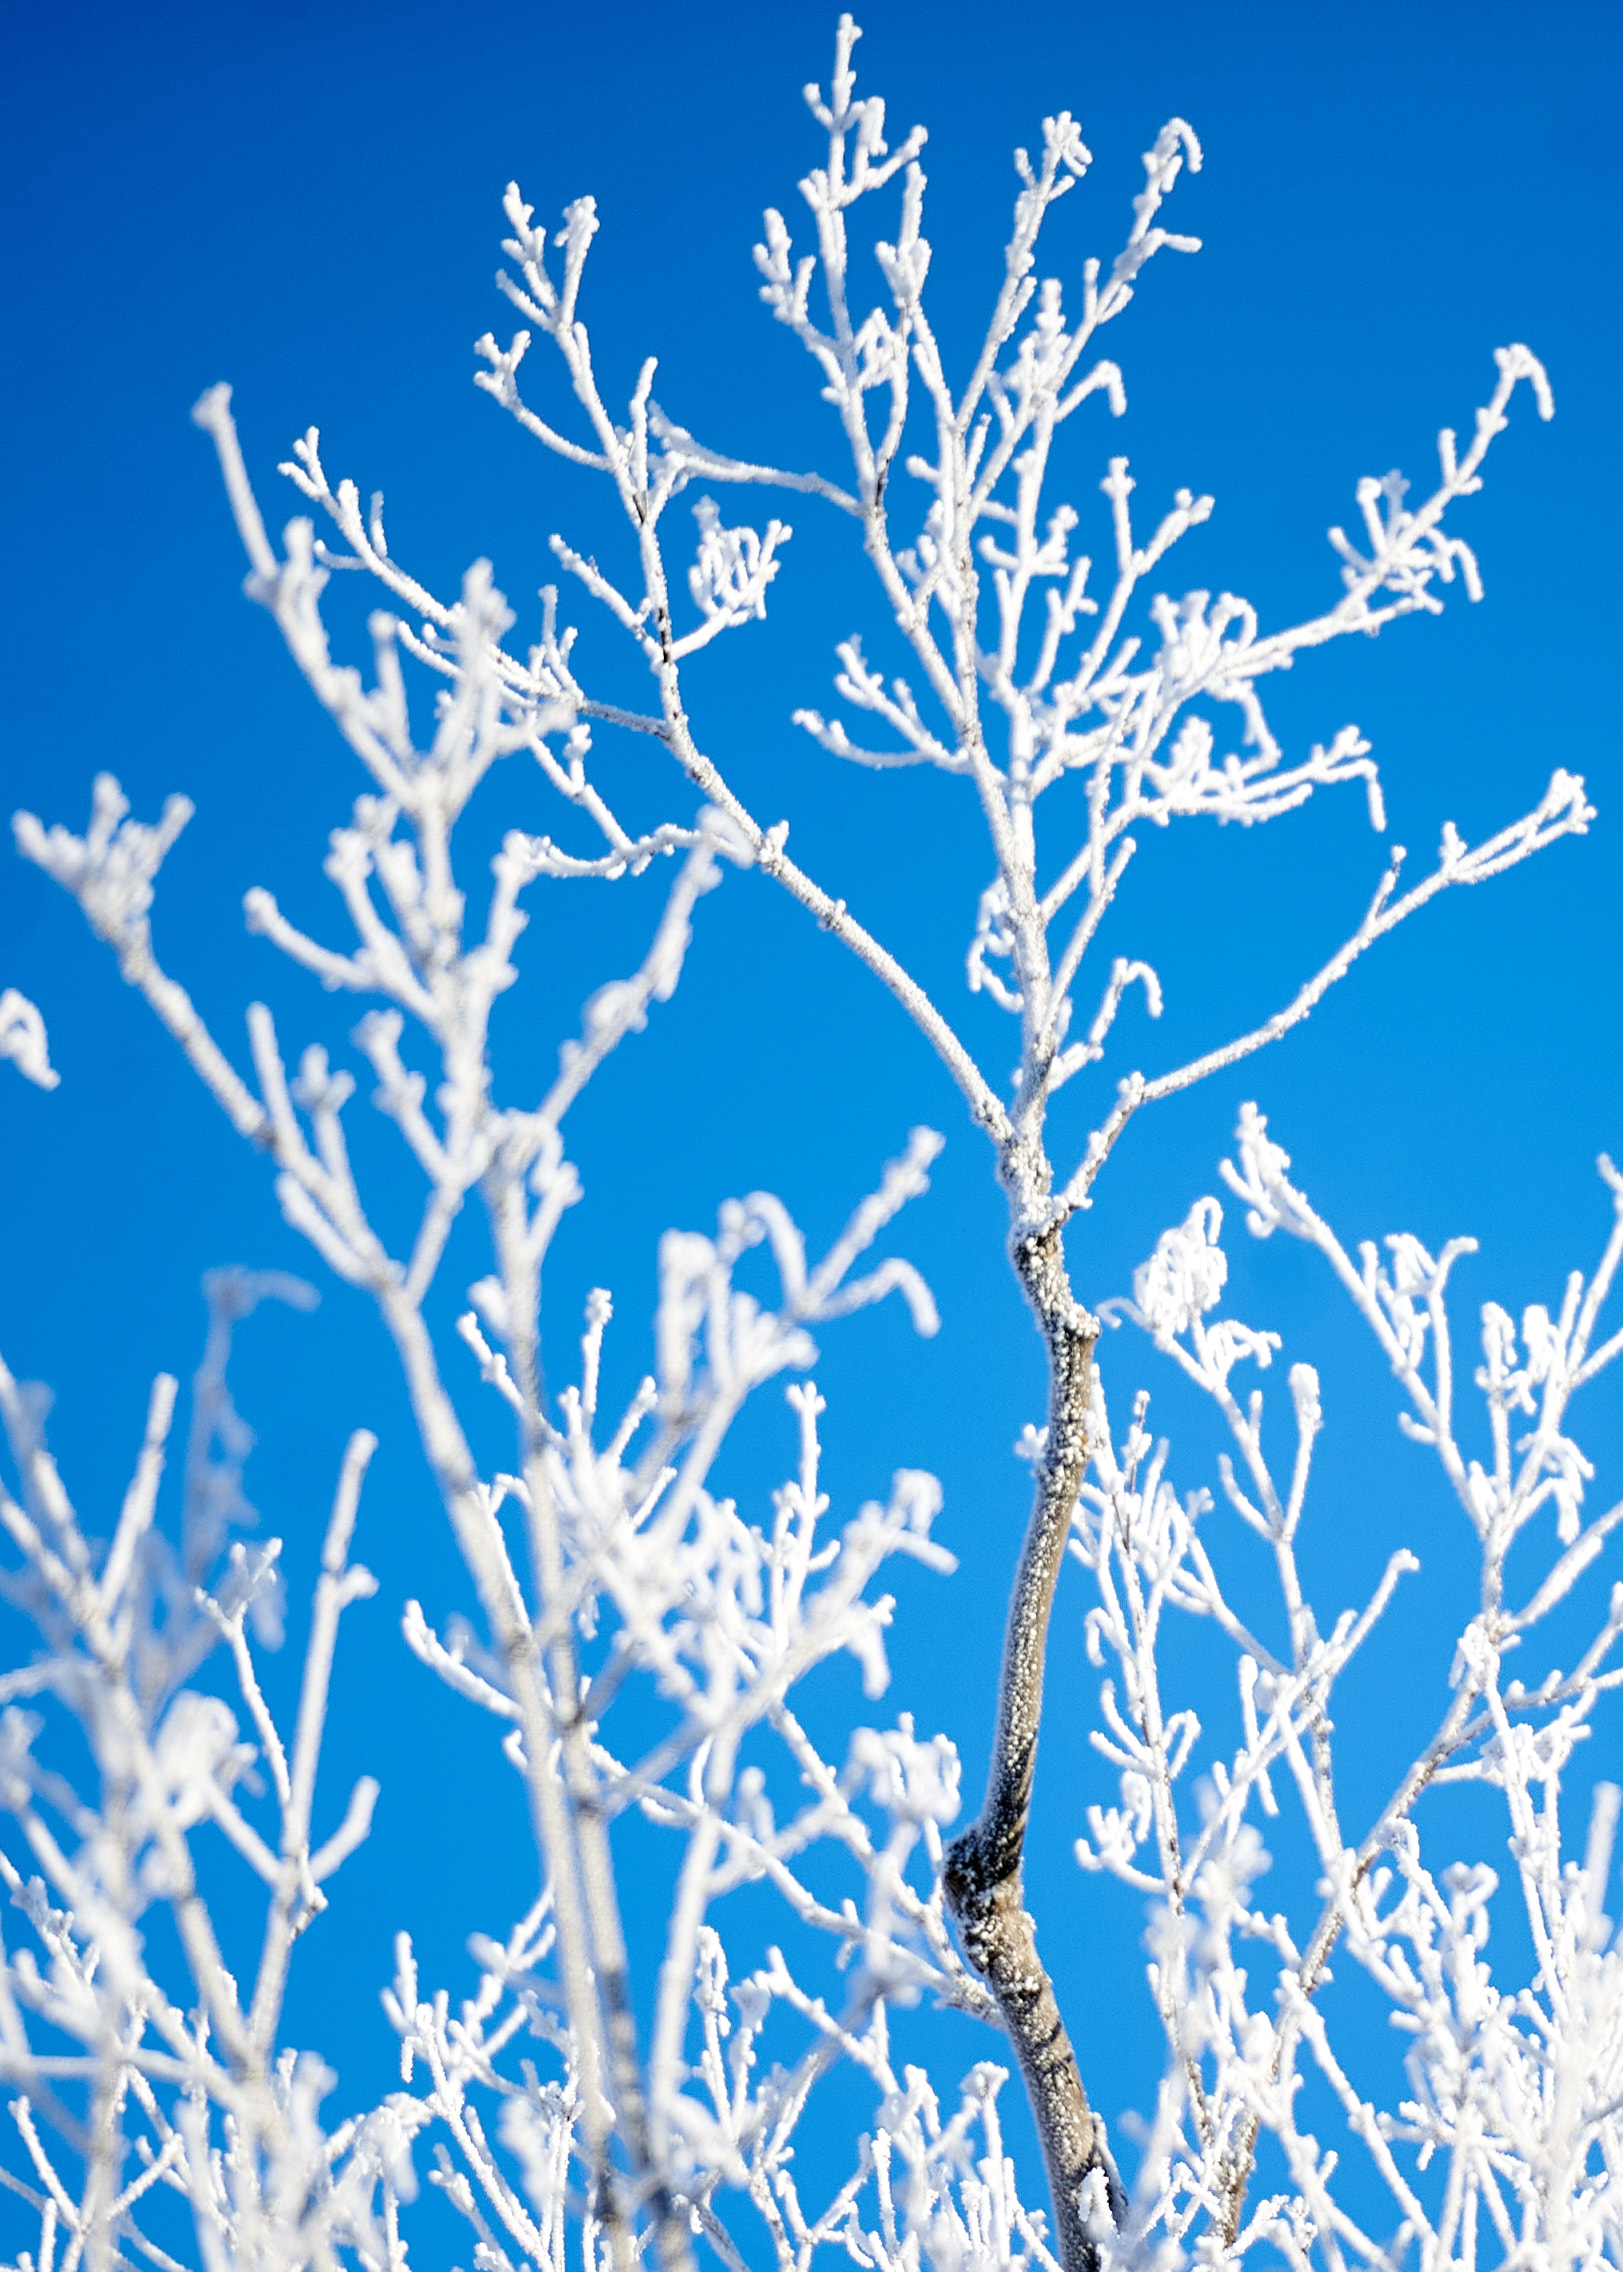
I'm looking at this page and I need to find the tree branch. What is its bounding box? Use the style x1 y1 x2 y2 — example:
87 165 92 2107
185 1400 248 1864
943 1222 1122 2271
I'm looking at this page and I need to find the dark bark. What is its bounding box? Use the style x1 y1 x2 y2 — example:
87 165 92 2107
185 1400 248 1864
943 1223 1123 2272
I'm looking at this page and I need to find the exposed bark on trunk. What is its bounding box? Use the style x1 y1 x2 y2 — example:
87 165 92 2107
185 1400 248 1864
943 1223 1123 2272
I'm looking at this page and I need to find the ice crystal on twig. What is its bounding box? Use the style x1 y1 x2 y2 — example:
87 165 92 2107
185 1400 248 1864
4 17 1610 2272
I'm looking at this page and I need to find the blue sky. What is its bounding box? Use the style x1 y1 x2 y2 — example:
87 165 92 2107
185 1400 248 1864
2 0 1620 2250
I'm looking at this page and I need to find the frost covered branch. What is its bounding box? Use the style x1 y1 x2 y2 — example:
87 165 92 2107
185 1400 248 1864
4 15 1610 2272
1083 1113 1623 2261
0 1273 396 2272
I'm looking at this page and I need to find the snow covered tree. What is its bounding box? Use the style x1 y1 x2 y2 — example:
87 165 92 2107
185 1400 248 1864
2 17 1617 2272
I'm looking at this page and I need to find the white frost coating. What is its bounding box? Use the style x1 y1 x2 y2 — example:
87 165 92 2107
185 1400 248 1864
2 16 1612 2272
1086 1114 1623 2266
5 346 968 2272
0 990 57 1089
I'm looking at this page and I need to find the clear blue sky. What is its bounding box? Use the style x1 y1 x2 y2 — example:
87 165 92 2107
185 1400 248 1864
2 0 1619 2248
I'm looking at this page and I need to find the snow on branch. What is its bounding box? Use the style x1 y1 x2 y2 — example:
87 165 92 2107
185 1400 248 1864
1085 1116 1623 2260
0 991 57 1091
0 1289 391 2271
5 17 1611 2272
1055 767 1592 1227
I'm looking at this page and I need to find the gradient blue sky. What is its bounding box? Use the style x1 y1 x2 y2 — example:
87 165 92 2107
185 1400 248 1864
2 0 1620 2252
